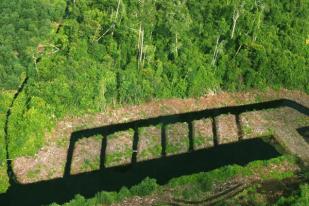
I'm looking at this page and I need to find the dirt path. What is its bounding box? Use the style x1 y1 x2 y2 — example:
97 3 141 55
12 89 309 183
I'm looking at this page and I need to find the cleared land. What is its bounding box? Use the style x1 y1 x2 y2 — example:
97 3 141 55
11 89 309 184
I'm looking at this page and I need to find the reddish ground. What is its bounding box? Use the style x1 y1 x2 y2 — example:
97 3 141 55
12 89 309 183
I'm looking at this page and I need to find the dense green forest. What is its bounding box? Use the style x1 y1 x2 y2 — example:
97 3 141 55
0 0 309 194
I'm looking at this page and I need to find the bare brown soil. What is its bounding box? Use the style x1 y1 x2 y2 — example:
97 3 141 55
106 130 134 167
193 118 214 149
166 122 190 155
12 89 309 183
217 114 239 144
137 126 161 161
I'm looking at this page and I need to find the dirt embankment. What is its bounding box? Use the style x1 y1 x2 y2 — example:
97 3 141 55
12 89 309 183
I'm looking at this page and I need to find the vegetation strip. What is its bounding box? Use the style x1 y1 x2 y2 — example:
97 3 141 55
3 77 29 185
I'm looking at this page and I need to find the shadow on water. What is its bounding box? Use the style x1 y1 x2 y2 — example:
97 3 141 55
0 99 308 206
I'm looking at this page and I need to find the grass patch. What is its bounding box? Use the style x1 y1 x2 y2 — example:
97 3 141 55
243 124 253 136
50 177 158 206
275 184 309 206
105 130 133 167
56 137 69 148
26 165 42 180
106 149 132 167
194 135 213 148
80 157 100 172
166 123 189 155
0 91 13 193
139 144 161 160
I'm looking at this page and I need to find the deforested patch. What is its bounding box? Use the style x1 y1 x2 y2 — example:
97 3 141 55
105 130 134 167
166 122 189 155
217 115 239 144
137 126 162 161
71 136 101 174
193 118 214 150
241 111 270 139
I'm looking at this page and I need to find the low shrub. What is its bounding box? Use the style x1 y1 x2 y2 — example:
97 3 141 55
8 91 54 158
0 91 13 193
275 184 309 206
130 177 158 197
95 191 118 205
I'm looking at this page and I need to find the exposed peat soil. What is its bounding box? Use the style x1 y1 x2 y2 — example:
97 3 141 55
12 89 309 183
